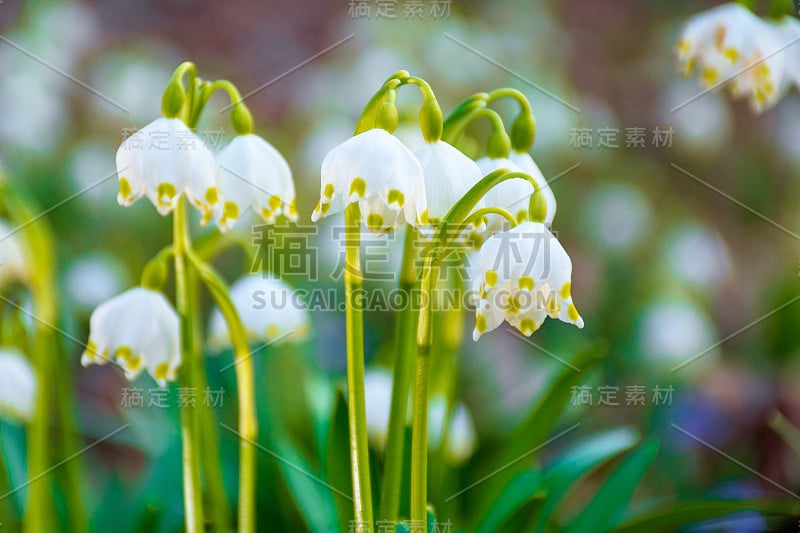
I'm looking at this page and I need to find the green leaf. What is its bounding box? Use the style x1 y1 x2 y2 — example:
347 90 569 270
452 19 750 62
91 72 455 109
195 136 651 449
274 436 341 532
614 499 800 532
476 341 608 508
532 427 640 533
475 469 545 533
326 388 354 530
564 439 659 533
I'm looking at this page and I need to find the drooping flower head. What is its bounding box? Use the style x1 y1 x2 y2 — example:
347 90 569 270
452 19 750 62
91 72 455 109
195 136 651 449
472 221 583 341
209 274 309 349
312 128 427 234
0 348 36 421
116 117 220 223
82 287 181 387
216 133 297 230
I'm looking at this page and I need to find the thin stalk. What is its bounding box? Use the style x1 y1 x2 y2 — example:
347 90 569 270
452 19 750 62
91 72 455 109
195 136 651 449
378 227 418 522
189 263 230 533
174 198 205 532
410 260 437 529
344 203 374 531
187 251 257 533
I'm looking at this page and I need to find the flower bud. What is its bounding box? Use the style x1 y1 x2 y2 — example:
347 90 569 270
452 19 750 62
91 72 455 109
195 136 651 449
510 110 536 152
161 78 185 119
486 128 511 159
230 103 254 135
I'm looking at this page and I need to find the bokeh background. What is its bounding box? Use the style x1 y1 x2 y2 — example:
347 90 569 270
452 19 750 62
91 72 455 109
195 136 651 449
1 0 800 530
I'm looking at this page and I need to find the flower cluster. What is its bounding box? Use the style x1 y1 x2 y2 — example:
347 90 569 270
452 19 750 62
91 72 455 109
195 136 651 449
311 74 582 340
677 2 800 112
117 118 296 231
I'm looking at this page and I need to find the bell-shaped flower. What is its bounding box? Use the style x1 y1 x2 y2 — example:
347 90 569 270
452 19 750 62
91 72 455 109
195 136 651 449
0 219 28 287
472 221 583 341
508 151 557 226
311 128 427 234
208 274 309 349
215 134 297 231
81 287 181 387
116 117 220 223
414 140 483 224
677 3 796 111
0 348 36 421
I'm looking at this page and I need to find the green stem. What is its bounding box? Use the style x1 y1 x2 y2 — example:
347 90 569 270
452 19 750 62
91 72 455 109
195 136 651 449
188 263 230 533
344 203 374 532
187 251 257 533
1 184 85 532
468 207 518 228
378 227 418 522
410 260 437 529
174 198 205 532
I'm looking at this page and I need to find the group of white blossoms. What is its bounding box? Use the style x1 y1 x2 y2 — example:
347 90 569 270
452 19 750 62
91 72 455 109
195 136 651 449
678 2 800 112
312 122 583 341
80 116 309 386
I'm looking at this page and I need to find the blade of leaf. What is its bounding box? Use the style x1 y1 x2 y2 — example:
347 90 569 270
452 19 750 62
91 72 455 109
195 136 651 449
475 341 608 510
563 439 659 533
531 427 640 533
614 499 800 532
326 388 354 529
475 469 544 533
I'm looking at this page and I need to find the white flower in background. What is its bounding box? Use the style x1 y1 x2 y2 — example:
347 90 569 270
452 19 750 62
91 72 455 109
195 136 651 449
82 287 180 387
312 128 427 234
116 117 219 223
476 155 555 227
414 140 483 224
209 274 309 349
0 219 27 287
364 368 393 449
0 349 36 422
428 395 477 465
583 184 651 253
664 224 731 288
64 255 125 312
363 371 477 463
677 3 800 111
215 134 297 231
638 297 718 371
473 221 583 341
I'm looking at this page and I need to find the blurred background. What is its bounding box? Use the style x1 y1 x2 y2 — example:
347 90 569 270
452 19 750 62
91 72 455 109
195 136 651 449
1 0 800 530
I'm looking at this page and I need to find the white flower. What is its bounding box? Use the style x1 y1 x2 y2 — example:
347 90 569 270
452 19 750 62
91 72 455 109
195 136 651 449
0 348 36 421
476 155 553 227
0 219 27 287
215 134 297 231
428 395 477 465
677 3 799 111
116 117 220 223
312 128 427 234
82 287 180 387
208 274 309 349
414 140 483 223
472 221 583 341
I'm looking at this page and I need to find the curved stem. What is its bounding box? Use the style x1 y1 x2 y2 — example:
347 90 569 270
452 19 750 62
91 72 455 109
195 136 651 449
487 88 532 114
344 203 374 531
379 227 418 522
174 199 205 532
468 207 518 228
443 106 506 149
187 251 257 533
410 258 438 529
